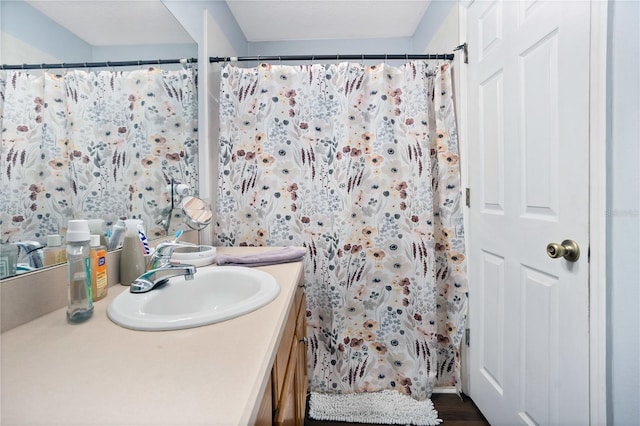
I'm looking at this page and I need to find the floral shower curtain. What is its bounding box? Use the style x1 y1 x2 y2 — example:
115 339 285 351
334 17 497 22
0 67 198 243
215 61 467 398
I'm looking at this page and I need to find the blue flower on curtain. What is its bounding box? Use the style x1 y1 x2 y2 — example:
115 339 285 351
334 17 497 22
215 61 467 398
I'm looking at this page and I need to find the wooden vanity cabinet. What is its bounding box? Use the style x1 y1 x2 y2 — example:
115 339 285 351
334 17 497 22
293 296 308 423
257 281 307 426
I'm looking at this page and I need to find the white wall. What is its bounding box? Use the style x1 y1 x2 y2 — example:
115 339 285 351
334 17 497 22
1 32 60 65
92 43 197 63
1 0 92 64
1 1 196 66
163 0 247 55
163 0 248 244
248 37 412 59
606 1 640 424
423 5 462 198
413 0 457 53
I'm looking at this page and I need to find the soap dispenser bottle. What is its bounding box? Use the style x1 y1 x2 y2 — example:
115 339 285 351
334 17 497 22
120 219 146 286
66 220 93 323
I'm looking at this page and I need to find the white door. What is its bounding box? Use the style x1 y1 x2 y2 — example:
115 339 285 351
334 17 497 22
466 1 591 424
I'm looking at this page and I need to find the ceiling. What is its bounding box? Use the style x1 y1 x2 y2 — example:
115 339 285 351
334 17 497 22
25 0 433 46
225 1 432 42
26 1 195 46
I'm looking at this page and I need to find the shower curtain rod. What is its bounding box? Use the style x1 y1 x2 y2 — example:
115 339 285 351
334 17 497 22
0 57 198 71
209 53 455 63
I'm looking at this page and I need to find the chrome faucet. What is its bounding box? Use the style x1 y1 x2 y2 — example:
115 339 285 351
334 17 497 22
130 241 197 293
15 241 44 269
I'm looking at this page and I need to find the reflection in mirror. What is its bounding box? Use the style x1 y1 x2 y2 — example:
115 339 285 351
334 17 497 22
181 196 213 231
0 1 198 279
158 180 212 234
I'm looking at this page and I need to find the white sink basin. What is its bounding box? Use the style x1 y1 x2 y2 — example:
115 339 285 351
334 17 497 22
107 266 280 331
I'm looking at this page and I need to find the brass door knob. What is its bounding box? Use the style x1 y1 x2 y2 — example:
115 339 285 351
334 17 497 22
546 240 580 262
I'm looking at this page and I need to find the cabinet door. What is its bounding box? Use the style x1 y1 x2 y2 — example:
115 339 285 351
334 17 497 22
294 295 308 425
255 374 273 426
274 338 298 426
273 296 297 405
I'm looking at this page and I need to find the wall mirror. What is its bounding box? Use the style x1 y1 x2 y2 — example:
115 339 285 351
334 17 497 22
0 0 198 279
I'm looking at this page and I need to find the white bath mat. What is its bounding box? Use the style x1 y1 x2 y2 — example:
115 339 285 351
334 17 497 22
309 390 442 425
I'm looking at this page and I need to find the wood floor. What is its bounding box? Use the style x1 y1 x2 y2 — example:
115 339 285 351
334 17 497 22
304 393 490 426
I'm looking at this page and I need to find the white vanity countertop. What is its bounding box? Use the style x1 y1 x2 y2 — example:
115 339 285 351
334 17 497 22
1 247 304 426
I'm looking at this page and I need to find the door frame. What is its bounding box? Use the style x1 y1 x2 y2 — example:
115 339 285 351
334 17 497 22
587 1 608 424
456 1 608 423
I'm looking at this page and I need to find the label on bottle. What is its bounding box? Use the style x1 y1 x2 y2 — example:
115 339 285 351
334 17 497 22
96 249 108 299
94 248 108 300
44 248 67 266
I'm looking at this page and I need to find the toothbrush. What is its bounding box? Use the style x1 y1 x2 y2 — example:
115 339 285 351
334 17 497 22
136 221 151 255
138 229 150 255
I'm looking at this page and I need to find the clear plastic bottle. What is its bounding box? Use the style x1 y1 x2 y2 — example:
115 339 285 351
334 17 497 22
43 234 67 266
88 219 108 248
90 234 108 301
120 219 146 286
66 220 93 323
0 243 18 279
108 219 126 251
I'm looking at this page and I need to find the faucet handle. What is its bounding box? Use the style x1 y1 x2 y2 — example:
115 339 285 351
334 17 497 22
148 241 196 270
154 241 196 258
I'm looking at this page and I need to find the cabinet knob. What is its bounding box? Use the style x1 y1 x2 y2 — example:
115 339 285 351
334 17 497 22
299 336 308 344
